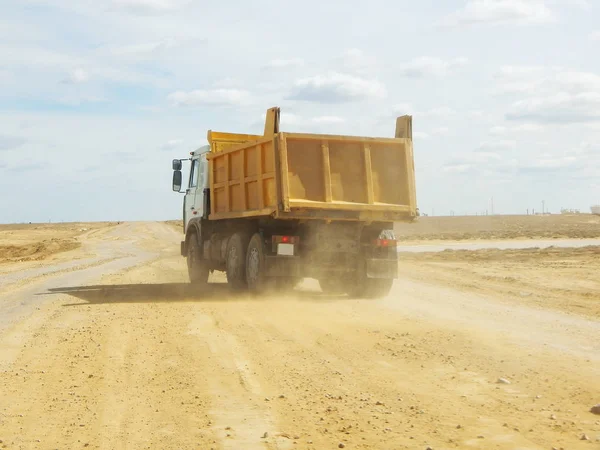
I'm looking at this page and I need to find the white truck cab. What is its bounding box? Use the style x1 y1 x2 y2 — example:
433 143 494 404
179 146 210 234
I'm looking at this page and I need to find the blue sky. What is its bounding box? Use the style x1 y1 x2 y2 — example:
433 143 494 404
1 0 599 222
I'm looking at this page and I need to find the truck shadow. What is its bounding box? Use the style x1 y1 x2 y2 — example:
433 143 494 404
41 283 342 306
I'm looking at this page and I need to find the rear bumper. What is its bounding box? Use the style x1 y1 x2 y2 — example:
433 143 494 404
264 256 303 277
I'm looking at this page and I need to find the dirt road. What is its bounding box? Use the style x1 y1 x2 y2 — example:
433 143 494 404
1 222 599 449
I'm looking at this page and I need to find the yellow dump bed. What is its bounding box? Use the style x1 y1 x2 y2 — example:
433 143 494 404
206 109 417 223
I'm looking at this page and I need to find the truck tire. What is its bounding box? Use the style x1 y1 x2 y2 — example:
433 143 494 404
187 234 209 285
345 257 394 299
246 233 267 293
318 278 346 295
226 232 250 291
246 234 299 293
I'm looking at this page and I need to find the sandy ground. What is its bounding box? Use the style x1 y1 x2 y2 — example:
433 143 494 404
0 221 599 449
394 214 600 242
0 222 117 264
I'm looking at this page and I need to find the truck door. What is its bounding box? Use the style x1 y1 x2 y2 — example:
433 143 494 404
194 152 209 216
183 157 200 233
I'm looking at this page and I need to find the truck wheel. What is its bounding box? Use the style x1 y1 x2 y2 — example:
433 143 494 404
187 234 209 285
246 233 267 293
226 232 250 291
318 278 346 295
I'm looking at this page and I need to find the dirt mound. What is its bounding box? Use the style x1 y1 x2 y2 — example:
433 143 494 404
0 238 80 263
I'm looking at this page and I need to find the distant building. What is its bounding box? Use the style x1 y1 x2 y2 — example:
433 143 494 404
592 205 600 215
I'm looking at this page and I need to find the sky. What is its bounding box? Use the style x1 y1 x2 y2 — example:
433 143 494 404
1 0 600 222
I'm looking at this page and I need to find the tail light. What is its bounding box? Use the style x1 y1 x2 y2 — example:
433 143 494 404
374 239 397 247
272 235 299 255
272 235 300 245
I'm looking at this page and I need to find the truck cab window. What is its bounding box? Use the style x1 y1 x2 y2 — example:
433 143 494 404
189 160 199 188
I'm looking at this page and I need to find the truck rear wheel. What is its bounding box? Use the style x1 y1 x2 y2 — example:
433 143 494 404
226 232 250 291
187 234 209 285
246 233 267 293
318 278 346 295
346 277 393 299
246 234 300 293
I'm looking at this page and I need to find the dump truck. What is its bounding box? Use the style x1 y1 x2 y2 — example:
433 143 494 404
171 106 417 298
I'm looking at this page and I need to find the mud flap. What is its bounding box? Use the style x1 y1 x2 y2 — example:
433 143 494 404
180 241 186 257
264 256 303 277
366 258 398 279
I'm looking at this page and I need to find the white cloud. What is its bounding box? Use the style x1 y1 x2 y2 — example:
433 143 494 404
443 150 506 174
397 57 468 78
443 164 474 173
167 89 251 107
441 0 555 27
263 58 304 69
2 0 599 219
160 139 184 150
469 110 487 120
140 106 162 113
477 139 517 150
0 69 10 82
0 135 27 151
489 126 508 134
389 105 456 120
62 67 89 84
419 106 457 117
507 92 600 124
496 66 600 124
111 0 190 13
336 48 376 73
58 93 106 106
590 31 600 41
311 116 345 124
289 72 386 103
210 77 246 89
566 0 591 9
392 103 414 116
280 113 345 127
489 124 544 134
431 127 450 136
519 155 584 173
108 38 182 57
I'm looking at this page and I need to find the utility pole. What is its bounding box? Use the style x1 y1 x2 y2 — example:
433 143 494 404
542 200 545 215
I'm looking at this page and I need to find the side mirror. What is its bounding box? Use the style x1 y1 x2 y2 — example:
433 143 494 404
172 159 182 171
172 170 182 192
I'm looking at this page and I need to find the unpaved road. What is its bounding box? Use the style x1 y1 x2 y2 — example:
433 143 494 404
1 222 599 449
